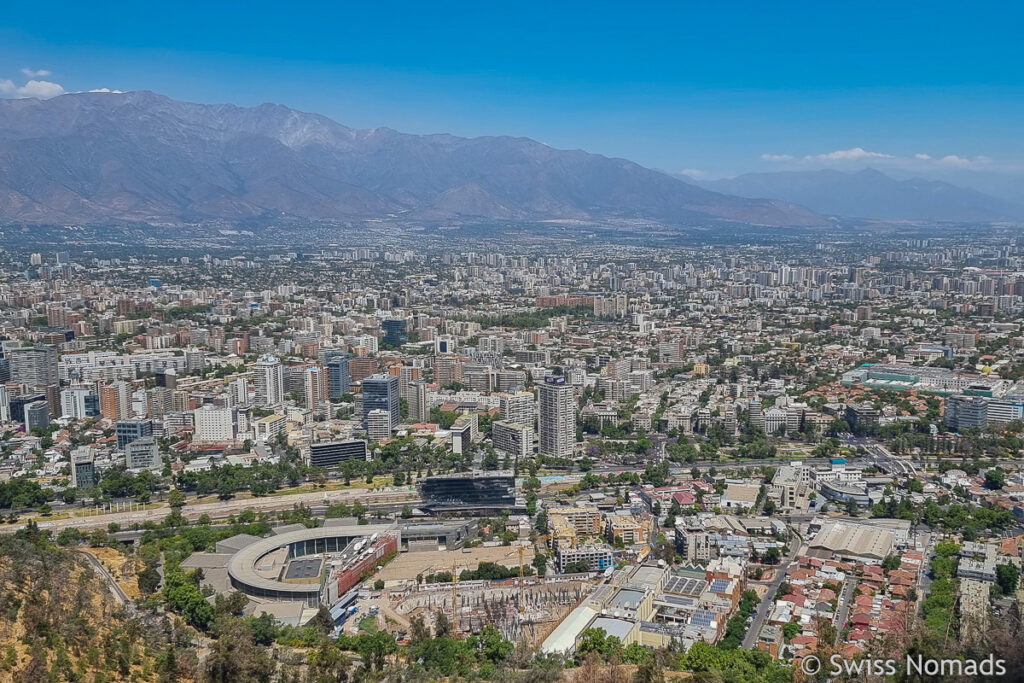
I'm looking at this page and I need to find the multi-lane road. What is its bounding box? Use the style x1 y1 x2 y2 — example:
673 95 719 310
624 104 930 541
3 486 420 535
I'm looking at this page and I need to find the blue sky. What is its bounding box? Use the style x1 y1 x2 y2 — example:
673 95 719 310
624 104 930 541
2 1 1023 180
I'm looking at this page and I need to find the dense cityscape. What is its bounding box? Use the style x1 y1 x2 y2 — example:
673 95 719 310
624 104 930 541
0 227 1023 681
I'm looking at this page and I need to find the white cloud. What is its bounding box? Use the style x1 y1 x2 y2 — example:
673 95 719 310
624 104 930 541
21 68 51 78
87 88 125 94
807 147 894 161
0 77 66 99
19 79 65 98
761 146 997 172
936 154 992 167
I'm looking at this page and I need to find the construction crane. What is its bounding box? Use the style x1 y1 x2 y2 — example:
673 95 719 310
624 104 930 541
518 545 525 614
451 559 458 635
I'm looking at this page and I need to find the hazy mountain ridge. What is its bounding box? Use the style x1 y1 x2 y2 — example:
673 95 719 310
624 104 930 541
695 168 1024 222
0 91 823 228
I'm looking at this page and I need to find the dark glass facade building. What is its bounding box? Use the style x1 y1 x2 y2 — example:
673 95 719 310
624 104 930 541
419 471 517 512
308 439 367 468
361 374 399 430
382 318 408 347
326 355 351 401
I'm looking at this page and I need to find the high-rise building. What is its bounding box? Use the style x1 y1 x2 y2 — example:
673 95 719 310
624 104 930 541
434 354 463 386
9 345 59 388
229 377 249 406
100 381 131 420
156 369 178 389
61 386 98 419
253 355 285 407
396 365 419 400
125 437 161 471
944 395 989 432
499 391 534 427
301 365 329 413
10 393 45 424
408 380 431 422
24 400 50 432
116 418 154 451
326 355 351 401
366 408 393 440
538 376 575 458
0 386 9 423
492 421 533 458
184 348 205 372
748 399 764 429
382 317 408 346
193 405 235 442
362 374 400 431
349 357 376 383
70 447 96 489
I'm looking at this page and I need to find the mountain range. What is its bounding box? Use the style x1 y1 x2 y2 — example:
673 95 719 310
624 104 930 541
694 168 1024 222
0 91 823 228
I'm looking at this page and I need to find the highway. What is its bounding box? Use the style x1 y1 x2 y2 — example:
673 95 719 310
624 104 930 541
3 486 420 535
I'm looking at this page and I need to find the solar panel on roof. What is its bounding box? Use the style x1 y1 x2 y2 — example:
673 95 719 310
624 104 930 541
691 609 715 627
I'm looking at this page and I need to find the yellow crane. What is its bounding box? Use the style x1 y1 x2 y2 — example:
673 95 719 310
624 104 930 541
451 559 458 634
518 545 525 614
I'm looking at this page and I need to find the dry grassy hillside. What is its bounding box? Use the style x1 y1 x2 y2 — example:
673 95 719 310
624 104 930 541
0 526 185 683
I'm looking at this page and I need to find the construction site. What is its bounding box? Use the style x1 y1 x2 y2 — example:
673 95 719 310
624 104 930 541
391 577 595 644
378 546 598 645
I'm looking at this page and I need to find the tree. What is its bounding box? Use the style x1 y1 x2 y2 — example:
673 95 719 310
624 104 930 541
309 605 334 636
373 579 385 590
623 642 653 666
985 468 1007 490
214 591 249 617
532 552 548 577
168 488 187 508
633 653 665 683
138 565 162 595
202 618 276 682
400 504 413 519
408 614 431 643
245 612 279 646
474 624 514 664
996 563 1020 595
575 627 622 663
306 638 351 683
434 610 453 638
882 554 901 571
56 527 83 546
782 621 800 641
